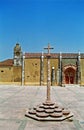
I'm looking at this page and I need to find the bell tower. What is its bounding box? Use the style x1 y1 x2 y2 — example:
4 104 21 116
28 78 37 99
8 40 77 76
14 43 22 66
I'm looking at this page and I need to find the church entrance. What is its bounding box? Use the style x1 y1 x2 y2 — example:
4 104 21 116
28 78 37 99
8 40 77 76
64 66 76 84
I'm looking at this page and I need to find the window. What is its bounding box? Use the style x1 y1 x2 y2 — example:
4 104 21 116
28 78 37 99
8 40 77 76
1 70 4 72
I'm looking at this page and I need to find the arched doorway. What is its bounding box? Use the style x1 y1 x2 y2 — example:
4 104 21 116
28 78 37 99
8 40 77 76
64 66 76 84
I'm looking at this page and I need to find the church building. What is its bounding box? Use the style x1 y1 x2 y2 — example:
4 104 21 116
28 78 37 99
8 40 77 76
0 43 84 86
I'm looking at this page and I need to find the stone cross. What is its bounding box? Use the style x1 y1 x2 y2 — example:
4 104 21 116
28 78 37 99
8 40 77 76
44 43 54 54
44 43 54 102
25 43 73 121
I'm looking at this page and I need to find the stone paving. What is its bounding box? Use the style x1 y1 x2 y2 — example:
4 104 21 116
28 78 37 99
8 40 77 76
0 85 84 130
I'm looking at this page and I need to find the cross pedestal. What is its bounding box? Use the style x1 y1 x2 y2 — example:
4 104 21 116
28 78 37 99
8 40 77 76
25 44 73 121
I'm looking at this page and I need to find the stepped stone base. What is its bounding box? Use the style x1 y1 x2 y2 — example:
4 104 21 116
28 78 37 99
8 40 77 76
25 101 73 121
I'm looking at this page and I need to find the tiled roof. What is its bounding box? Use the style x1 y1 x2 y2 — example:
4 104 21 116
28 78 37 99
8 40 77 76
62 53 78 58
25 53 59 58
0 59 13 66
25 53 84 58
80 53 84 58
0 53 84 67
25 53 42 58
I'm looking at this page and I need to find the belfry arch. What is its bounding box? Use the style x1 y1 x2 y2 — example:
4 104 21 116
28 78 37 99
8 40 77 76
63 65 77 84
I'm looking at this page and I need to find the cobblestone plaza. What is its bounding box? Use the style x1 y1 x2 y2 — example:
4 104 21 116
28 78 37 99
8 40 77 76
0 85 84 130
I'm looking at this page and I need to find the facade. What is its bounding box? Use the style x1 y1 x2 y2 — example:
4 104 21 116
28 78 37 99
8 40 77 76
0 43 84 86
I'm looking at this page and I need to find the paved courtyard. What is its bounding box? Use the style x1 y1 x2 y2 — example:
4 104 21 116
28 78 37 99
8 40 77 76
0 85 84 130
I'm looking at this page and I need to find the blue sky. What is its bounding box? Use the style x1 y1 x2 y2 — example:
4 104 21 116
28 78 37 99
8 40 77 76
0 0 84 61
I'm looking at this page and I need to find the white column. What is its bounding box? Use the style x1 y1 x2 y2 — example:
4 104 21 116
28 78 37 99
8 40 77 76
60 52 62 85
22 53 25 86
78 51 81 84
40 52 44 85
